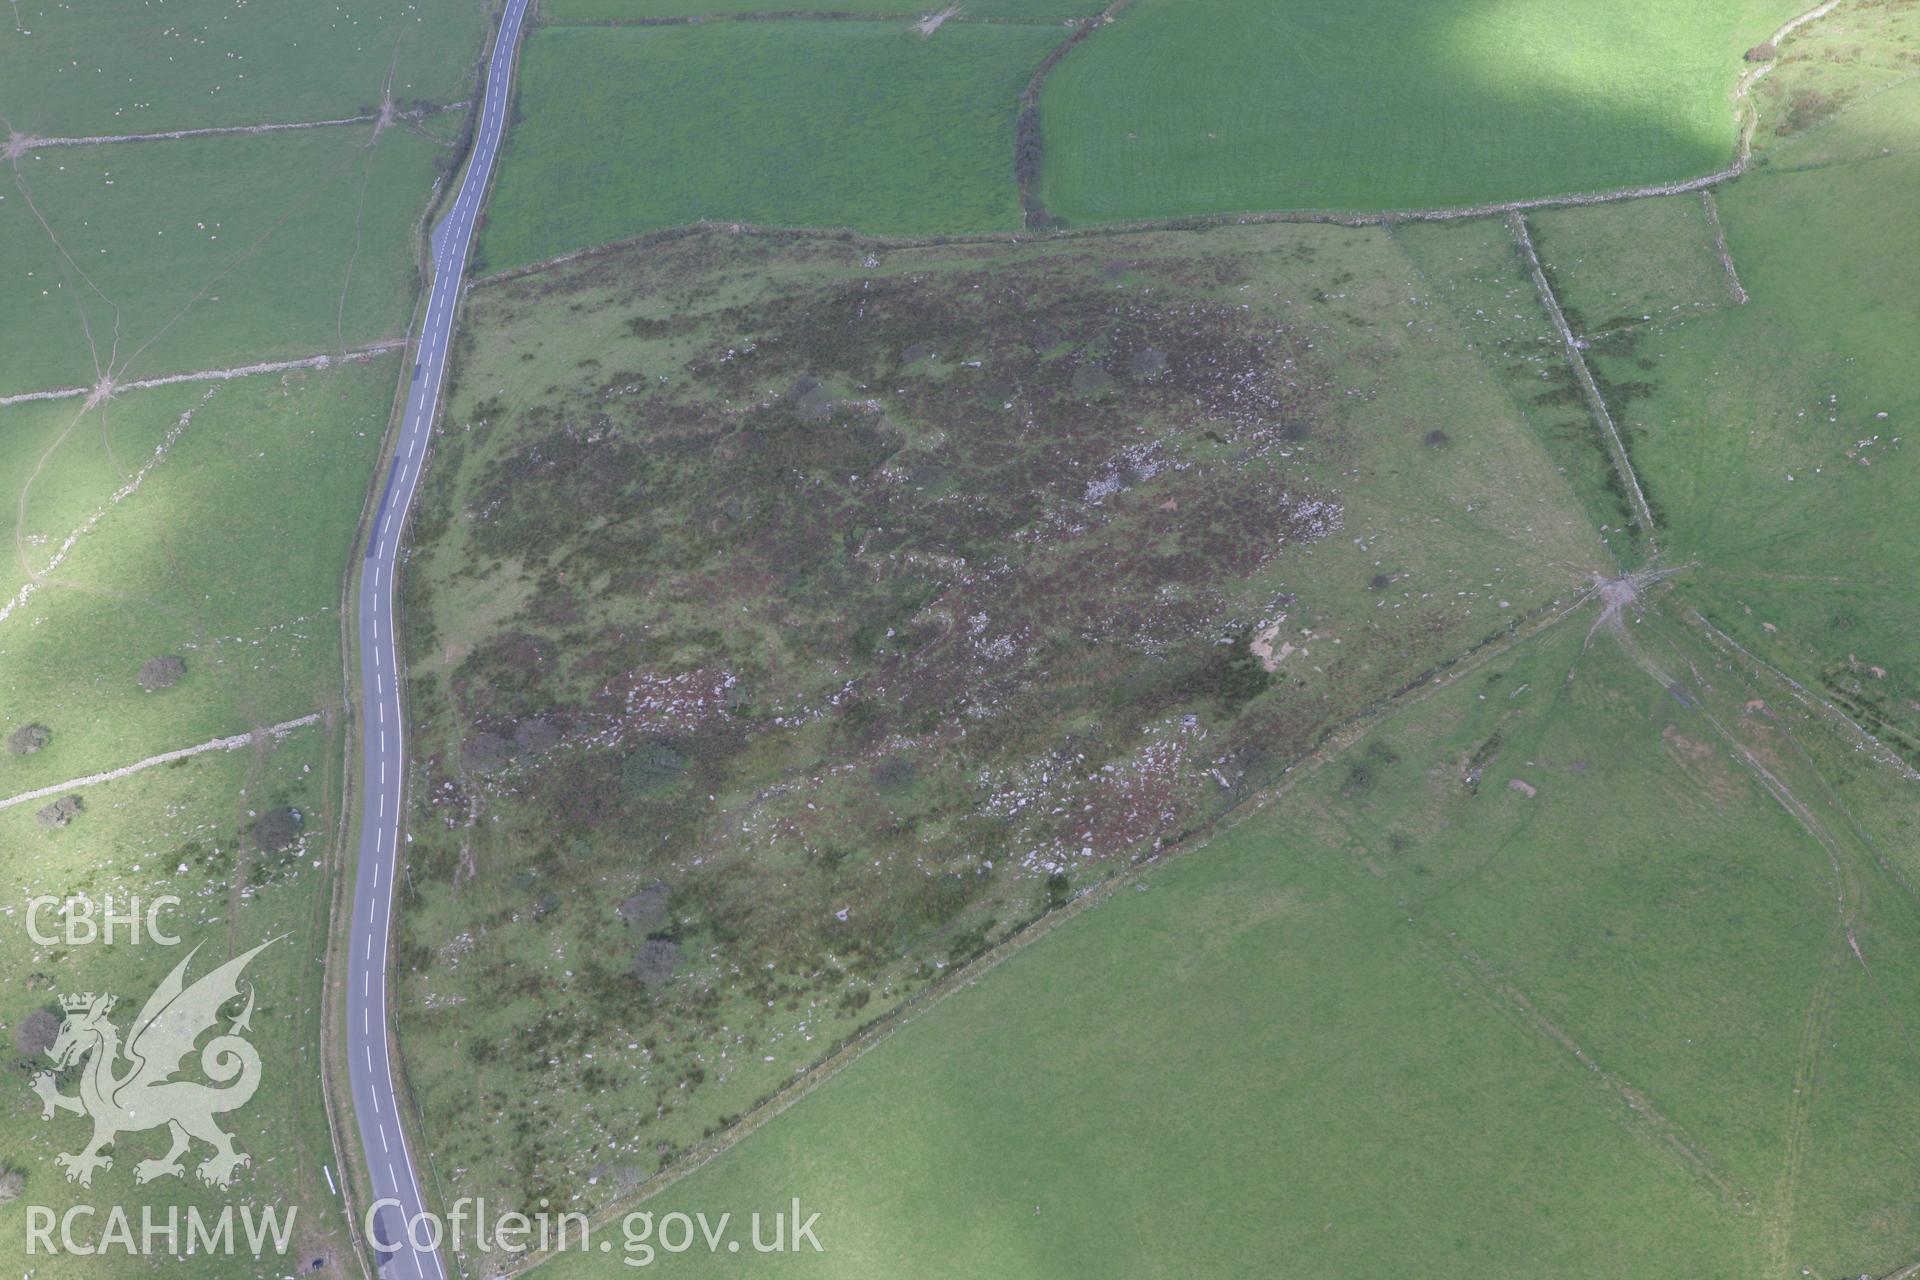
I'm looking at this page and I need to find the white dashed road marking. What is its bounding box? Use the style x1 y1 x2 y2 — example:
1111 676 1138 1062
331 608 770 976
341 8 529 1278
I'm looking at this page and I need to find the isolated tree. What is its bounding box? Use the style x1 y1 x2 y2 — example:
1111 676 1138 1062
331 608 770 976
254 806 304 853
1127 346 1168 379
7 724 50 755
16 1005 59 1059
631 939 681 987
622 743 686 797
1745 41 1777 62
137 655 187 692
461 731 518 775
512 715 561 753
870 758 916 795
617 881 672 933
36 795 82 829
1203 626 1272 714
15 1007 60 1057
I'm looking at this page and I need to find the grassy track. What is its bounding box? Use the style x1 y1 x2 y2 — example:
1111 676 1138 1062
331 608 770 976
0 0 490 136
1033 0 1803 223
475 20 1061 270
1 125 441 395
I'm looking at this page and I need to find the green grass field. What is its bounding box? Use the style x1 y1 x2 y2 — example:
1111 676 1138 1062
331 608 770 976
0 378 380 1280
1392 214 1658 565
1032 0 1803 222
1528 192 1740 328
0 358 396 1280
0 384 207 611
1538 1 1920 771
0 0 490 137
1 123 443 395
474 20 1062 270
1745 0 1920 167
0 728 353 1278
0 362 389 790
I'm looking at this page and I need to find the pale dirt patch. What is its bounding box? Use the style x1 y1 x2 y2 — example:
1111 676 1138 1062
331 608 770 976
916 3 962 37
1585 565 1691 642
1250 614 1291 671
1661 725 1715 762
372 97 396 145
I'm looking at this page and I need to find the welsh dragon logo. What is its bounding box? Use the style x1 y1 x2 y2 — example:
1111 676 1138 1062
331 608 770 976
31 939 276 1189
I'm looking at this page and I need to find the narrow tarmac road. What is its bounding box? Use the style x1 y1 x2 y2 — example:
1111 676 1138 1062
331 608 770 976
345 0 528 1272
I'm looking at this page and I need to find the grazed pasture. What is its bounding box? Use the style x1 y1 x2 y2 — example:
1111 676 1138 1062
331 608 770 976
0 0 489 136
1032 0 1804 222
0 731 353 1279
476 20 1062 271
1 124 445 395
